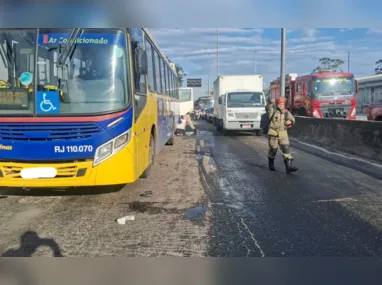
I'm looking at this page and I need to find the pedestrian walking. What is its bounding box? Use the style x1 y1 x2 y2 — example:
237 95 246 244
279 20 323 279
266 97 298 174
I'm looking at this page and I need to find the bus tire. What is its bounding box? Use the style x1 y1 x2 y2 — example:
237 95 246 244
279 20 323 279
166 119 175 146
140 132 155 179
166 135 174 146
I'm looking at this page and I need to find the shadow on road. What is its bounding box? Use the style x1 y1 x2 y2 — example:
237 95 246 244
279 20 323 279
1 231 63 257
0 184 126 197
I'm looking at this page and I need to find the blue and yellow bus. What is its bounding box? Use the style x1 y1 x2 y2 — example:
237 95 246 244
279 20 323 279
0 28 179 188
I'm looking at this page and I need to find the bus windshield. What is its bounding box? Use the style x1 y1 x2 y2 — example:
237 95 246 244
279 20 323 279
314 76 355 96
227 92 264 107
179 89 192 102
198 99 212 109
36 28 129 115
0 29 37 115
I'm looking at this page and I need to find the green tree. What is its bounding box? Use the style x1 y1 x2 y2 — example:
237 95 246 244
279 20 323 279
375 59 382 75
312 57 345 73
175 64 184 86
167 56 184 86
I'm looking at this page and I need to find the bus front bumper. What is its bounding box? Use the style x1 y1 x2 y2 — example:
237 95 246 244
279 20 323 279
0 148 136 188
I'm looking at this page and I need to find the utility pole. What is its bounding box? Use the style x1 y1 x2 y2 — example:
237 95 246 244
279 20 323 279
280 28 286 97
217 28 219 77
208 52 211 96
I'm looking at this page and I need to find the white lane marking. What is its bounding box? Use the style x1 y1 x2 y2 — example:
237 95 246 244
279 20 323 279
315 197 358 203
240 217 265 257
290 138 382 169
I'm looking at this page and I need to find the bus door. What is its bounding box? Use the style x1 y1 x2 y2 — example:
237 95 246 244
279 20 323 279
130 28 149 175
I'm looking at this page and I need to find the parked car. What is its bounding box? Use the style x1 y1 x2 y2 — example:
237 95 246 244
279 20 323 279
367 100 382 121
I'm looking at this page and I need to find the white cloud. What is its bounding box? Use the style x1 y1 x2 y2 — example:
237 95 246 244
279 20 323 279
367 28 382 34
286 28 317 37
148 28 379 98
340 28 354 32
289 36 334 43
303 28 317 37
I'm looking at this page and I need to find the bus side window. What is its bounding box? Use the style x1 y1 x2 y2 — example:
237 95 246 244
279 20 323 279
130 29 147 121
130 28 147 95
145 38 155 93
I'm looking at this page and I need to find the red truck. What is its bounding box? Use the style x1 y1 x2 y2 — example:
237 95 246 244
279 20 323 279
269 69 360 119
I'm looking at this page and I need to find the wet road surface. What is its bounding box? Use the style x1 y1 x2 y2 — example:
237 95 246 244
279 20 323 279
196 120 382 257
1 120 382 257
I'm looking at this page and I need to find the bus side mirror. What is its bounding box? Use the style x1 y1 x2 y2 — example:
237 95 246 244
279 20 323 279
136 47 148 75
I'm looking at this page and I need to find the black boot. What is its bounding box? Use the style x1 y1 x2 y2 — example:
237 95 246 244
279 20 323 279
284 158 298 174
268 157 276 171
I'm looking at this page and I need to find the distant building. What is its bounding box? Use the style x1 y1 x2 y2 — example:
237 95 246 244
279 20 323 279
356 74 382 112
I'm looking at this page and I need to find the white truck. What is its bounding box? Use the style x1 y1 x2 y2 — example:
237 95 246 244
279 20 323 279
213 75 266 136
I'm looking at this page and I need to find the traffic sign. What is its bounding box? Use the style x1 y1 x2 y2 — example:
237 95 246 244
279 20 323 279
187 78 202 87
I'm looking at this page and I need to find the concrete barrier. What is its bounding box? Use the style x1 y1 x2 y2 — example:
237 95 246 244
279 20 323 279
288 116 382 163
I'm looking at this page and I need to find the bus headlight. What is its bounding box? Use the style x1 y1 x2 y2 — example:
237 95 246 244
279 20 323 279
93 130 130 167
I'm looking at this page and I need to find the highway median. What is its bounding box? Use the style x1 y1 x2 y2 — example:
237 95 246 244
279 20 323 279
288 116 382 163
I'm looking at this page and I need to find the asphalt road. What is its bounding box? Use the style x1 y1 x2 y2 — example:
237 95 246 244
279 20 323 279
196 120 382 257
0 120 382 257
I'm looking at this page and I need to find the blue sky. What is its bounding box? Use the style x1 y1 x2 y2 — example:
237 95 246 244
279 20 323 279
149 28 382 99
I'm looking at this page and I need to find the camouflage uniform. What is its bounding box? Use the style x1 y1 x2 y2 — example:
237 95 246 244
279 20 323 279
266 101 298 174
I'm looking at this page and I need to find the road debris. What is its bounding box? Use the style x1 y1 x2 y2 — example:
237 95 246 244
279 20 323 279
140 191 153 197
116 215 135 224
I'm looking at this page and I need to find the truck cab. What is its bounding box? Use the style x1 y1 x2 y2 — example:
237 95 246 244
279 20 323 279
216 89 266 135
213 75 265 135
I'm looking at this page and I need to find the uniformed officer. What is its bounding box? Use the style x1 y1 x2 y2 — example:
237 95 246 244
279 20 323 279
266 97 298 174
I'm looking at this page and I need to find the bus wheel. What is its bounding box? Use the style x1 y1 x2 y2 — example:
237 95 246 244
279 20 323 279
166 119 175 146
166 134 174 146
140 133 155 178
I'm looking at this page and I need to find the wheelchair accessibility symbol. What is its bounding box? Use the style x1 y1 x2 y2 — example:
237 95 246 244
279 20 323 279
37 91 60 114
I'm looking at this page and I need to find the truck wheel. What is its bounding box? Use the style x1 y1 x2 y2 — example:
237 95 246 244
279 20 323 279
255 130 262 136
222 123 229 136
140 133 155 178
216 122 221 132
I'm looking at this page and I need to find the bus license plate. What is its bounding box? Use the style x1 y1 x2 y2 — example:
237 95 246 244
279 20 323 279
242 124 251 129
20 167 57 179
